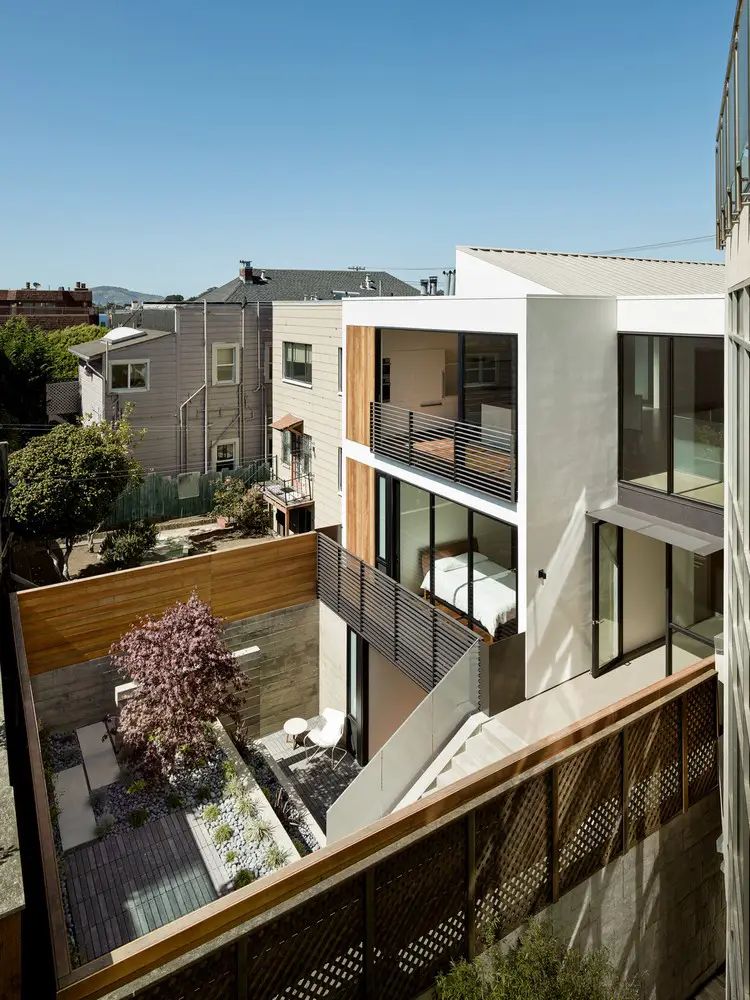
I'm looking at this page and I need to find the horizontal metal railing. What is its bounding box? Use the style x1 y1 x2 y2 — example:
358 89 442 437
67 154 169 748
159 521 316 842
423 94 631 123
263 473 313 504
316 532 479 692
370 401 516 503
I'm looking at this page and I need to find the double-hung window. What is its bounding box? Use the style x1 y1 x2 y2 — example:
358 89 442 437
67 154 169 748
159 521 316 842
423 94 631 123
283 342 312 385
110 360 149 391
213 438 238 472
213 343 238 385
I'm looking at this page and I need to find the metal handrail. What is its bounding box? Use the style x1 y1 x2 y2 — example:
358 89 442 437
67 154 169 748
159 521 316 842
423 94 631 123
263 472 313 502
370 401 516 503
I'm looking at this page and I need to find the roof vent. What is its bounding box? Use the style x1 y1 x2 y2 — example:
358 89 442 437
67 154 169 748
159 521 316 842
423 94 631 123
360 274 376 291
257 270 268 283
103 327 147 345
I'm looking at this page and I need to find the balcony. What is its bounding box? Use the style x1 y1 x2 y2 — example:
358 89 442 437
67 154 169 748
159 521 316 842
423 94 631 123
263 473 313 508
370 401 516 503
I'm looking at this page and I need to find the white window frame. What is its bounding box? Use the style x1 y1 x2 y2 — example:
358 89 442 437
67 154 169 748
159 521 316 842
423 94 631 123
109 359 150 392
212 343 239 386
212 437 240 472
283 341 313 387
337 347 343 395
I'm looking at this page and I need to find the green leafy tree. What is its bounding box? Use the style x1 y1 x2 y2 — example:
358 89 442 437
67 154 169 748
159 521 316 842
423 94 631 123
9 413 143 579
162 294 184 302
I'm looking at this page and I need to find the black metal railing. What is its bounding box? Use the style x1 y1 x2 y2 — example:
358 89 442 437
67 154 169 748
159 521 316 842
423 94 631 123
370 402 516 503
316 532 479 692
264 473 313 506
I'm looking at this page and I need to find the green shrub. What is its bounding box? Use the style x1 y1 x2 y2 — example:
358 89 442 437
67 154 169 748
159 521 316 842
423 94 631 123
128 808 149 828
126 779 147 795
225 849 238 864
236 795 257 819
212 477 246 520
214 823 233 845
95 813 116 838
264 842 289 870
165 791 185 810
195 785 211 802
245 817 271 845
292 838 307 856
222 759 237 780
202 804 221 823
435 921 639 1000
233 869 256 890
260 785 271 801
224 776 242 798
49 804 60 824
234 486 271 536
100 521 158 570
89 788 107 809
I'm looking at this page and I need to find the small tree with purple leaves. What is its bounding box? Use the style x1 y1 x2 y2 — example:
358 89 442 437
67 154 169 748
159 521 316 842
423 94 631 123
112 593 244 779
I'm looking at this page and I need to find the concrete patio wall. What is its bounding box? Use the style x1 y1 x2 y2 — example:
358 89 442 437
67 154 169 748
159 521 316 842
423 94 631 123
31 602 320 738
495 789 724 1000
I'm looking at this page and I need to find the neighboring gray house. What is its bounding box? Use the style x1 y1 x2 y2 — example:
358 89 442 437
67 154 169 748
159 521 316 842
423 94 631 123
70 301 271 475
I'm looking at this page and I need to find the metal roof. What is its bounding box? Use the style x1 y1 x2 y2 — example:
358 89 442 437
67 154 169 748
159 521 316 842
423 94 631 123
458 247 725 296
69 328 173 360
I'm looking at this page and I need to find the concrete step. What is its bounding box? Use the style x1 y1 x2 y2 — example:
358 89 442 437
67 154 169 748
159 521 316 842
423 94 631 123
481 718 526 755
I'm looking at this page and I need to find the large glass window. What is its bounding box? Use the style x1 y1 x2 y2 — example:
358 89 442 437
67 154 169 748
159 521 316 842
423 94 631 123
620 334 670 491
398 483 431 594
463 333 515 431
670 549 724 672
283 342 312 384
620 334 723 507
672 337 724 505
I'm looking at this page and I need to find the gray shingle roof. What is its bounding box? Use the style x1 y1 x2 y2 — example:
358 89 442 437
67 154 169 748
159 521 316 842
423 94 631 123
458 247 725 296
193 269 420 303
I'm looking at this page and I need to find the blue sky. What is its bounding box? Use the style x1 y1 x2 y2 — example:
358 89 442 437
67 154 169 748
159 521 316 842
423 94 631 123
0 0 737 295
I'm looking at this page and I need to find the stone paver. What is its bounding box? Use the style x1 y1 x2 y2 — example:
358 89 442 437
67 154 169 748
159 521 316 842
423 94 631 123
258 717 360 834
77 722 119 790
66 810 221 963
54 766 97 851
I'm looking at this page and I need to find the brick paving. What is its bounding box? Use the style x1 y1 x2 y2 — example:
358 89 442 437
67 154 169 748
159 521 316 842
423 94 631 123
65 809 227 963
258 716 360 833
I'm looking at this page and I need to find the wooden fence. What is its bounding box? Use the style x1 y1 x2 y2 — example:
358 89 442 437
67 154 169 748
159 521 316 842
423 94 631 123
41 658 717 1000
104 460 273 528
16 533 317 674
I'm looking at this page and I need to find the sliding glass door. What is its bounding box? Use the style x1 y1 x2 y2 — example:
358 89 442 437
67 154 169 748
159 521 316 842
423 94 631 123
592 521 622 676
346 629 368 764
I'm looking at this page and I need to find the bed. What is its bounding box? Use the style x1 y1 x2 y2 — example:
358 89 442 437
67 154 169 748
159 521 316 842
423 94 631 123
418 540 517 640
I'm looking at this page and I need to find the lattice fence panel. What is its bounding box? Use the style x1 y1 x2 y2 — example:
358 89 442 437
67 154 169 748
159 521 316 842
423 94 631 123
686 678 719 805
626 699 681 848
474 772 551 943
243 877 364 1000
557 734 622 895
374 818 467 1000
134 944 236 1000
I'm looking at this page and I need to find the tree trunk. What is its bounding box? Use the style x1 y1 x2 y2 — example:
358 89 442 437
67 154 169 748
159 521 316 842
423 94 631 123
46 541 65 581
61 538 76 580
87 524 103 553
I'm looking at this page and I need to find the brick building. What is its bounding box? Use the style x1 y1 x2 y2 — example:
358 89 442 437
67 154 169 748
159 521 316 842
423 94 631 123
0 281 99 330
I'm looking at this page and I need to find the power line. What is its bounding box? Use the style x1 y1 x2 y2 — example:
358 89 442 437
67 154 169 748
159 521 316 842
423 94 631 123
591 235 715 255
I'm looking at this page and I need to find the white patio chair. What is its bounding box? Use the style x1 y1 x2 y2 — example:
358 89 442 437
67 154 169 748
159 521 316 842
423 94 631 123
305 708 346 769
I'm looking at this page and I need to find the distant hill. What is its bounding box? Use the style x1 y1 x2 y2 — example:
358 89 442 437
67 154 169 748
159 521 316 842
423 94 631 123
91 286 164 307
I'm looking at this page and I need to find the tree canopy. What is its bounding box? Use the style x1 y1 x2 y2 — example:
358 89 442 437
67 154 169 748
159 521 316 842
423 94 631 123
9 413 142 578
112 593 244 778
0 318 103 446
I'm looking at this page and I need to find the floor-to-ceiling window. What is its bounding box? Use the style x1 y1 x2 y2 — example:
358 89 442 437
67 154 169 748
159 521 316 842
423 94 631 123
668 548 724 671
376 473 517 641
619 333 724 506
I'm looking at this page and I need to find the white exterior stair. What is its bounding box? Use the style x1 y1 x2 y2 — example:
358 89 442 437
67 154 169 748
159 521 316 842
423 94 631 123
422 717 527 798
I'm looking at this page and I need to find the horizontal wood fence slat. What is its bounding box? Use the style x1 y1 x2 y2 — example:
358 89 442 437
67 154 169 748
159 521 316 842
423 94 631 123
17 533 317 674
50 659 717 1000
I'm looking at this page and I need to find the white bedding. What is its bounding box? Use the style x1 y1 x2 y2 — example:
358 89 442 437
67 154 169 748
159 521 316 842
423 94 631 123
420 556 517 636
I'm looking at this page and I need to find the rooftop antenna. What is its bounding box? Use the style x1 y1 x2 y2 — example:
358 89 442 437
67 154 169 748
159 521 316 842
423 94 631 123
347 265 366 271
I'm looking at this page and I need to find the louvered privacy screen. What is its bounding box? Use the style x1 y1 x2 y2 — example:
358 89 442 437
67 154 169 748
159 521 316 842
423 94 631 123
316 531 479 692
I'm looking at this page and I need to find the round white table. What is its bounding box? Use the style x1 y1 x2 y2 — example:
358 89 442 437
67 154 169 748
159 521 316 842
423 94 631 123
283 716 308 747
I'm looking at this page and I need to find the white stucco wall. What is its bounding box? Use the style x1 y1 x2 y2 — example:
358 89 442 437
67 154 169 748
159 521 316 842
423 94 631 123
455 248 556 298
726 202 750 288
622 532 665 653
616 296 724 336
341 295 527 337
318 603 347 716
524 296 618 698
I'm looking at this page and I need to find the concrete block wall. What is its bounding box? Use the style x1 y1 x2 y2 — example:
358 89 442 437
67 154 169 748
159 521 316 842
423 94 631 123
31 602 320 740
497 790 724 1000
222 601 319 739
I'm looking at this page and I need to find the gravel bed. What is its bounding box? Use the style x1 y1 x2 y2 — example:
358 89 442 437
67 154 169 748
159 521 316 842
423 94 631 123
48 731 83 772
235 740 318 856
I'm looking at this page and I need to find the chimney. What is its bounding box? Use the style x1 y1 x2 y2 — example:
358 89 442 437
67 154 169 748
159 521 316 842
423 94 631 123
80 282 87 290
420 278 429 295
428 275 438 295
239 259 253 283
25 282 30 289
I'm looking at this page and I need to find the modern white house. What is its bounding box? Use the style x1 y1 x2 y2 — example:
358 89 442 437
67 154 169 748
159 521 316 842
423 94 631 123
325 248 726 839
717 3 750 997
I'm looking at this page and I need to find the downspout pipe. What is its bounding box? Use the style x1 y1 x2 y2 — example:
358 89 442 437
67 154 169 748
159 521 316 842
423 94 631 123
203 299 208 473
179 383 207 473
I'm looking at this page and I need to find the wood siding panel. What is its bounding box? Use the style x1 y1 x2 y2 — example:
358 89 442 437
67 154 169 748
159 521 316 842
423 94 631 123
17 534 317 675
345 326 375 446
346 458 374 563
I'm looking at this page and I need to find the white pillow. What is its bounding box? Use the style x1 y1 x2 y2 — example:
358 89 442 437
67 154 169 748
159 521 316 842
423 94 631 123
435 551 487 572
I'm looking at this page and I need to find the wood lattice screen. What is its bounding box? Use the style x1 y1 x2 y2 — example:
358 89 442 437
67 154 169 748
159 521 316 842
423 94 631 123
94 675 720 1000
